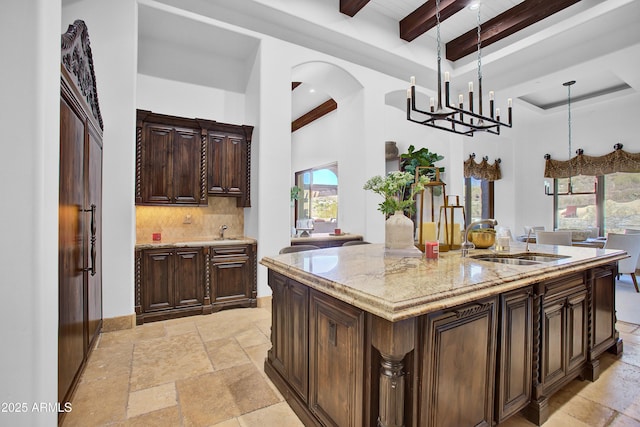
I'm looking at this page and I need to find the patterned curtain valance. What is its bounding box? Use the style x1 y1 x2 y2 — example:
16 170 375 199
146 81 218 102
464 154 502 181
544 144 640 178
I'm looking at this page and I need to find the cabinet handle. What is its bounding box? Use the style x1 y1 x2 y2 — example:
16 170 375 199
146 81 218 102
83 204 97 276
328 320 337 346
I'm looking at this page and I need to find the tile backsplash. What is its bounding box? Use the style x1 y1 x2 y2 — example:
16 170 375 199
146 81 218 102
136 198 244 242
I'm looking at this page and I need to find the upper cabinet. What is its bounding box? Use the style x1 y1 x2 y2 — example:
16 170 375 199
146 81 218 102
201 121 253 208
136 110 253 207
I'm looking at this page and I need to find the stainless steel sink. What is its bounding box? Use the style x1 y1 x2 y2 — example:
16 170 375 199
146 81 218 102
472 256 540 265
471 252 570 265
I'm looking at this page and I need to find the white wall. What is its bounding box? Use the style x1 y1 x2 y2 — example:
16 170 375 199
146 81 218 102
0 0 60 424
137 74 246 123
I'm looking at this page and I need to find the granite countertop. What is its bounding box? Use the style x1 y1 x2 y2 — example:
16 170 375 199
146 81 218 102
136 236 256 249
291 233 363 243
260 243 627 322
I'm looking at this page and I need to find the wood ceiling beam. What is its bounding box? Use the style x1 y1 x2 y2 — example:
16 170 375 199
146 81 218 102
446 0 582 61
292 82 302 90
292 99 337 133
400 0 471 42
340 0 370 17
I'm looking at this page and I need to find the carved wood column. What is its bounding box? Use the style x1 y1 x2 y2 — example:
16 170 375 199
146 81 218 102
370 315 416 427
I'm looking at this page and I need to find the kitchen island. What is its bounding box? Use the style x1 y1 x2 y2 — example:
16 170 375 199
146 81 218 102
260 243 627 427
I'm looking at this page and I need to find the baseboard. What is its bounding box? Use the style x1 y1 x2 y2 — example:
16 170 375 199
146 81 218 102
102 314 135 332
257 295 272 308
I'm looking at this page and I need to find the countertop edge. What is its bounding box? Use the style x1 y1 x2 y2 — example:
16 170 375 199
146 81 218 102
260 251 627 322
136 237 257 249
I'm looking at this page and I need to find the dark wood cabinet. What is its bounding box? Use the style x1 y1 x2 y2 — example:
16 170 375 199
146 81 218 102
539 274 588 394
309 290 364 427
589 264 620 362
268 271 309 402
203 122 253 207
59 20 103 420
496 287 533 423
136 111 207 206
420 297 498 427
136 247 205 324
210 244 257 311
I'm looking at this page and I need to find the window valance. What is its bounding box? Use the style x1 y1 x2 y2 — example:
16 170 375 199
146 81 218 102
464 154 502 181
544 144 640 178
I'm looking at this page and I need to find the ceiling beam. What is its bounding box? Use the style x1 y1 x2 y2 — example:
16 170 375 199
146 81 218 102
340 0 370 17
292 99 337 132
292 82 302 90
446 0 582 61
400 0 470 42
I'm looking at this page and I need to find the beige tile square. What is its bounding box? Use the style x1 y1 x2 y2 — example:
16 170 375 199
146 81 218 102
234 326 270 349
237 402 304 427
81 344 133 383
130 332 213 391
122 405 182 427
609 412 640 427
127 382 177 418
205 337 251 370
212 418 243 427
61 374 129 426
177 371 239 426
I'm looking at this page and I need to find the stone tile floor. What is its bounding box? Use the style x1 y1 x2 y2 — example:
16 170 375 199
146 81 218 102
62 306 640 427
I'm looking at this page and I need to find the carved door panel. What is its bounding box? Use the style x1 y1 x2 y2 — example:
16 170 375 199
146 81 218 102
496 287 533 423
420 298 497 427
207 133 246 197
86 128 103 348
171 127 201 204
142 249 175 312
141 124 173 204
591 266 617 357
58 96 86 404
288 280 309 401
268 271 288 376
309 290 364 427
566 290 588 372
223 134 244 196
174 248 204 308
541 299 566 387
211 255 250 304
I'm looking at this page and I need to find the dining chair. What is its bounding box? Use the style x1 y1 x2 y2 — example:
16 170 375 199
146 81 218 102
625 229 640 270
536 231 573 246
524 225 545 235
279 245 320 254
342 240 370 246
604 232 640 292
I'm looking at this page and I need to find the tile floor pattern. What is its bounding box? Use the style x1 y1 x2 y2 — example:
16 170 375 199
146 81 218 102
63 306 640 427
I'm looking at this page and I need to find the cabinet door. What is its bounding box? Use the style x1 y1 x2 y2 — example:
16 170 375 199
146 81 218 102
171 127 202 204
174 248 204 308
268 271 288 376
541 298 566 387
141 124 173 204
309 290 364 427
591 266 617 357
86 127 103 348
420 298 497 427
207 133 246 197
211 253 250 304
566 290 588 372
496 287 532 423
288 280 309 401
142 249 175 312
59 96 86 403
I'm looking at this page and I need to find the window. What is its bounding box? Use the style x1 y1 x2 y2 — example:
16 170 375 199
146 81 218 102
552 172 640 235
294 163 338 233
464 177 494 224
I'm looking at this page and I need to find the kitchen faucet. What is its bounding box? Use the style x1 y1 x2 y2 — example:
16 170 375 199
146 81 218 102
461 219 498 257
219 224 228 239
525 227 534 252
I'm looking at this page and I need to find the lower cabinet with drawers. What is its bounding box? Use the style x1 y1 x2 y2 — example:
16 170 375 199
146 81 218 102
135 241 257 324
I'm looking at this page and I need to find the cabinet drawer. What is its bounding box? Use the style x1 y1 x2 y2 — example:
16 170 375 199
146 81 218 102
541 273 586 299
210 245 249 257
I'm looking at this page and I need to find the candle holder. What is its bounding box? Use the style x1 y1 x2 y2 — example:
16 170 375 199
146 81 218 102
414 167 445 251
437 195 466 252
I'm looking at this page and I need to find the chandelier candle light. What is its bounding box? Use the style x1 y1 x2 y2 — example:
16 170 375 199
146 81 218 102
407 0 513 136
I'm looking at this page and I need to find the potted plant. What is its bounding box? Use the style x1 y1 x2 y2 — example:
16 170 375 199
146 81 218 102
364 171 429 250
400 145 445 183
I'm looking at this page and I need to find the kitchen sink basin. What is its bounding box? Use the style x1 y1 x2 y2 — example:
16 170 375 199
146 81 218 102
214 237 240 241
471 252 570 265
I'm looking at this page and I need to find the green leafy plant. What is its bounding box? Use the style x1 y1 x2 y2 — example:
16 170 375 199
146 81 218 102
290 186 301 201
400 145 445 180
363 171 429 216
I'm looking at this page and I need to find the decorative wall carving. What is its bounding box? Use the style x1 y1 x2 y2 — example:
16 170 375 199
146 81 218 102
61 20 103 130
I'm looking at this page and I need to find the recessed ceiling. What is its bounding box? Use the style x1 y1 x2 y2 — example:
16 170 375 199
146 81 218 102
138 4 260 92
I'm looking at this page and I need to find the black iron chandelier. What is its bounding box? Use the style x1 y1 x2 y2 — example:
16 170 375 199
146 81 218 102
406 0 513 136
